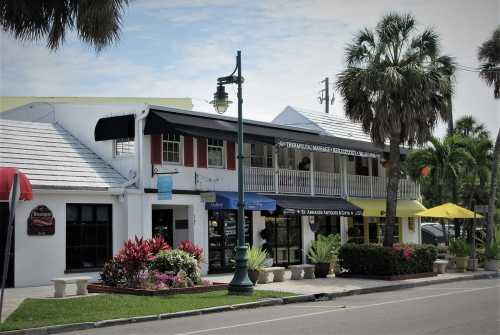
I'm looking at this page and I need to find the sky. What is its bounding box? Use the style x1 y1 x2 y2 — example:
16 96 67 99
1 0 499 138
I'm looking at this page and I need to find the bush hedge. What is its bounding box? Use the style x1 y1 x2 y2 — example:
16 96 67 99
338 243 437 276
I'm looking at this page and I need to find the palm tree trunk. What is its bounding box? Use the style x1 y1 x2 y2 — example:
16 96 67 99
384 133 401 247
487 129 500 244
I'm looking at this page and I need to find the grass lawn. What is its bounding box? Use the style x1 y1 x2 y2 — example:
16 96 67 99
0 290 294 331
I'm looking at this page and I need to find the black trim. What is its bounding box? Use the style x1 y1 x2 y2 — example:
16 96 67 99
266 194 363 217
95 114 135 141
144 188 201 195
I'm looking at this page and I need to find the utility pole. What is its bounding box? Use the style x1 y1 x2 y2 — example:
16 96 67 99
318 77 334 114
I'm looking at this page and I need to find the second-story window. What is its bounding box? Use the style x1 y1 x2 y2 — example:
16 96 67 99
162 133 182 164
207 138 224 168
114 138 135 157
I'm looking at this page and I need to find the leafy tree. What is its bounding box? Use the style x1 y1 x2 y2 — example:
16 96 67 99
0 0 130 51
336 13 454 246
478 27 500 245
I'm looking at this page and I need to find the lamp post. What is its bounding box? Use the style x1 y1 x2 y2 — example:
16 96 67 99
211 50 253 295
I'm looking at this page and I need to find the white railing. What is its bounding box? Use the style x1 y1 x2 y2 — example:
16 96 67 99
277 169 310 194
314 171 341 196
243 167 419 199
244 166 274 192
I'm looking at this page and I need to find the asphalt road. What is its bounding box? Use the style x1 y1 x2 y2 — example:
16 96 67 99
72 278 499 335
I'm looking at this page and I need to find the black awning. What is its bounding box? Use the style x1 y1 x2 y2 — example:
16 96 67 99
95 114 135 141
266 195 363 216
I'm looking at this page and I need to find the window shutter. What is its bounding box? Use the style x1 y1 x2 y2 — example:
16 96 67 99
184 136 194 167
226 141 236 170
151 134 162 164
197 137 207 168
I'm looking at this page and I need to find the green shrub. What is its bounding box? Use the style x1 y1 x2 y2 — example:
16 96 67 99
338 243 437 276
307 234 341 264
246 246 268 271
149 249 201 285
449 238 470 257
484 241 500 260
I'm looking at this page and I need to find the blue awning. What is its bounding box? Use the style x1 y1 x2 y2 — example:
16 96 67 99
205 192 276 211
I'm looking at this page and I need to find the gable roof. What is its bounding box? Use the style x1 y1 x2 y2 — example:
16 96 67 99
0 119 127 191
273 106 374 143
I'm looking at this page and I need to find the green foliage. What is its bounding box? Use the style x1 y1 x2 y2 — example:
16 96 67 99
484 240 500 260
246 245 268 271
449 238 471 257
149 249 201 285
307 234 341 264
338 243 437 276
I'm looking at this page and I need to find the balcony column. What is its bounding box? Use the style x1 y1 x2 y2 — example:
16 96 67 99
368 158 373 198
310 151 315 196
341 155 348 198
273 146 279 194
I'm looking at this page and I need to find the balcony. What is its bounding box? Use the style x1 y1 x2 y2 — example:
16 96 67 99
244 167 419 199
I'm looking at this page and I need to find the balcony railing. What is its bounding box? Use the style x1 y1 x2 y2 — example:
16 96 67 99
244 167 419 199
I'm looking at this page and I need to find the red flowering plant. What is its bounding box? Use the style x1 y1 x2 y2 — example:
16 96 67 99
178 240 204 264
393 244 414 261
115 236 154 288
147 235 171 255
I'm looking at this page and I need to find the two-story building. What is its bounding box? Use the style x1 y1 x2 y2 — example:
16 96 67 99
1 100 425 286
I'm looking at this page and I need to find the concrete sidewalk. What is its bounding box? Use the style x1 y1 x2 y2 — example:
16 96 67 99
2 270 497 321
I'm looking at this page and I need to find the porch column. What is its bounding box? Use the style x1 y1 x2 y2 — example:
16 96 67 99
368 158 373 198
340 216 349 244
301 216 315 264
310 151 315 196
273 147 279 194
341 156 348 197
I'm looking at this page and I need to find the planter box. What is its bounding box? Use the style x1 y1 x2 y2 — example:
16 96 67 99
88 282 228 296
337 272 437 281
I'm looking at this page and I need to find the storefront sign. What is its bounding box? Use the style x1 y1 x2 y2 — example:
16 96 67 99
285 208 363 216
27 205 55 235
276 139 379 158
200 192 216 203
157 175 172 200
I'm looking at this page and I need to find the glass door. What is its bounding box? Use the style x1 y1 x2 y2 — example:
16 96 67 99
265 214 302 266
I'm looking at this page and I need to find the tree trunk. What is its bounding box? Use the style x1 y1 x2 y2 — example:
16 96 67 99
487 129 500 244
384 133 401 247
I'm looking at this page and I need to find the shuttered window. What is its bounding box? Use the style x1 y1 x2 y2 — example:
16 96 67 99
207 138 224 168
162 133 182 164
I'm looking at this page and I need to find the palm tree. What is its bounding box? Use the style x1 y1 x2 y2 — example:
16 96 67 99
0 0 130 51
336 13 455 246
478 27 500 245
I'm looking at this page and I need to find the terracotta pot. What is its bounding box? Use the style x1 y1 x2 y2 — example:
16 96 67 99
314 263 330 278
248 270 260 285
484 259 498 271
454 256 469 272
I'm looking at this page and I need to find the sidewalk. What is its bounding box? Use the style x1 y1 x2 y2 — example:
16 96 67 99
2 270 497 322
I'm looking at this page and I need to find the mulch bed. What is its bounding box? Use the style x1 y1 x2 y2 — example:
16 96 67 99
336 272 437 281
88 282 229 296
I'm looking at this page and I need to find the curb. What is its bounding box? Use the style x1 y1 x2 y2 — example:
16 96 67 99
2 272 497 335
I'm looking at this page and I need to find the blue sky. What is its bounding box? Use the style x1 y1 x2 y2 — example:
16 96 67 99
1 0 498 137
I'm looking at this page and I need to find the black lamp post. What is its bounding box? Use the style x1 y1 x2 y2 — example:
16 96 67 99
211 50 253 295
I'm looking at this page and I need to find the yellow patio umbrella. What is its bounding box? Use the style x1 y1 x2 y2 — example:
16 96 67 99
416 202 484 219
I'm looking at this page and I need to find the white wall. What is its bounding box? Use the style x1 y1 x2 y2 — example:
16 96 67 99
401 218 419 244
14 191 122 287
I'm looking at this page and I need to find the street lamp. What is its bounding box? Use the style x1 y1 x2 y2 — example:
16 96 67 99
211 50 253 295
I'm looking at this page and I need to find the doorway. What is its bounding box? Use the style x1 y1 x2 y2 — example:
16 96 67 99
152 209 174 247
0 203 14 287
264 214 302 266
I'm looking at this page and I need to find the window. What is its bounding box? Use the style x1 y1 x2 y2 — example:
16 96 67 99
66 204 112 271
162 133 182 164
249 143 274 168
207 138 224 168
114 138 135 157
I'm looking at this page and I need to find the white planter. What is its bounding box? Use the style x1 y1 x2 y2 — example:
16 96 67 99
484 259 498 271
467 258 478 271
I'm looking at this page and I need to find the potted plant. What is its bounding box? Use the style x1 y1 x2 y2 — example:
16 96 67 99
449 238 470 272
484 241 499 271
246 246 268 285
307 234 341 278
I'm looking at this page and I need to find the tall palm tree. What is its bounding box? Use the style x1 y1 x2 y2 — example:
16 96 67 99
0 0 130 51
336 13 455 246
478 27 500 245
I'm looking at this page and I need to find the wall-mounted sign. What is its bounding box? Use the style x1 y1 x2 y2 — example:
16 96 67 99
276 139 379 158
200 192 216 203
157 175 173 200
27 205 55 235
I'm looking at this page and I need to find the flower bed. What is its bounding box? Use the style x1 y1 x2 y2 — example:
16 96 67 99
98 236 218 294
338 243 438 279
88 282 228 296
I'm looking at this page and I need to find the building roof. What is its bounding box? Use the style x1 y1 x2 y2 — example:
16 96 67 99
0 96 193 113
0 119 127 191
274 106 375 143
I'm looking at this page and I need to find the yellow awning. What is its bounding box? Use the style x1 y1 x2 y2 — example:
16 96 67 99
348 198 427 217
416 203 484 219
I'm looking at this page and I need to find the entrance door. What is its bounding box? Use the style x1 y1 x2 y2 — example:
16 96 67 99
152 209 174 247
264 214 302 266
0 203 14 287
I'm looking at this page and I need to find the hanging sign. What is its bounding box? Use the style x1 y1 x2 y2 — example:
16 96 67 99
276 139 379 158
27 205 55 235
157 175 173 200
